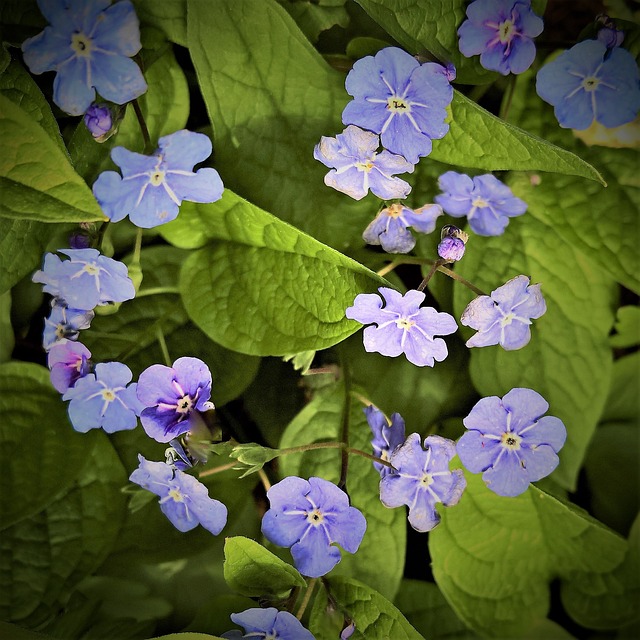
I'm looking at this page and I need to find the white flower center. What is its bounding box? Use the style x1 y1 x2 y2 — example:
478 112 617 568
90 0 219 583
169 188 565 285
498 19 517 43
472 196 489 208
500 312 516 327
387 96 410 113
355 160 374 173
150 170 166 186
168 488 185 502
176 395 193 414
83 262 100 276
582 76 600 92
395 317 415 330
420 473 433 487
71 32 93 57
501 431 522 450
306 508 324 526
101 388 116 402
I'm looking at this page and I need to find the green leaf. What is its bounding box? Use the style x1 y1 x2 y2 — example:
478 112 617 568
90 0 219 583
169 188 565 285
133 0 187 46
229 443 281 477
0 433 127 626
278 0 349 42
223 536 306 597
0 291 13 362
151 634 226 640
429 472 628 638
601 353 640 424
309 576 424 639
0 621 51 640
282 349 316 374
279 383 406 601
610 306 640 349
0 362 96 530
454 214 617 491
0 94 105 223
173 190 384 356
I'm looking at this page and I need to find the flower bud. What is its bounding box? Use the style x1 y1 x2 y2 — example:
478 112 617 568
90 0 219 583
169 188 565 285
83 103 112 140
438 224 469 262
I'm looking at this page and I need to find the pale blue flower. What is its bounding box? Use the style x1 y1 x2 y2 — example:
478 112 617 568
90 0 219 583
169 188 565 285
42 301 94 351
222 608 315 640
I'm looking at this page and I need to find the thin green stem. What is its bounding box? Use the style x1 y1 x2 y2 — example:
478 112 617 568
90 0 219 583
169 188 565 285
417 259 445 292
132 227 143 264
276 441 395 470
436 264 487 296
95 221 110 252
135 286 181 298
132 99 152 153
296 579 317 620
338 353 352 490
155 325 172 367
258 468 271 492
198 461 238 478
376 259 401 278
500 74 517 122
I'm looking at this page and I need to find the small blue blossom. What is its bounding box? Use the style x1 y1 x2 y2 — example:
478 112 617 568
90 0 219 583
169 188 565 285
129 455 227 534
597 20 624 50
261 476 366 578
62 361 143 433
84 103 112 139
42 301 94 351
342 47 453 163
21 0 147 116
47 340 91 393
33 249 135 311
137 356 215 444
457 388 567 497
314 125 413 201
221 608 315 640
92 130 225 228
363 203 443 253
345 287 458 367
536 40 640 130
438 225 469 262
435 171 527 236
364 405 405 478
458 0 544 75
380 434 466 532
461 275 546 350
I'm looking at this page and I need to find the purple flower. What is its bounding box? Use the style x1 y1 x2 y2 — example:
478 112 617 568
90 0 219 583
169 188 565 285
47 340 91 393
435 171 527 236
62 361 143 433
68 231 91 249
21 0 147 116
341 47 453 163
221 608 315 640
345 287 458 367
461 275 546 350
457 0 544 75
597 23 624 50
84 103 112 139
363 203 443 253
536 39 640 130
457 388 567 497
42 301 94 351
380 434 466 532
137 356 215 444
261 476 366 578
437 225 469 262
33 249 135 311
129 455 227 534
364 405 405 478
314 126 413 201
92 130 224 228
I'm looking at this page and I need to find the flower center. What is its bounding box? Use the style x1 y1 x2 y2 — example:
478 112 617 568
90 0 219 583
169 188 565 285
150 171 165 186
420 473 433 487
386 203 404 218
168 488 185 502
55 324 67 339
498 19 516 43
306 508 324 526
71 32 92 57
500 312 516 327
355 160 374 173
264 633 277 640
387 96 410 113
472 196 489 208
395 317 415 330
501 431 522 450
582 76 600 92
176 395 193 414
101 389 116 402
83 262 100 276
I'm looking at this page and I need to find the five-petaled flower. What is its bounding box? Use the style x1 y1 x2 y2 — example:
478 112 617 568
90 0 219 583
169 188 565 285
346 287 458 367
42 301 94 351
461 275 546 350
364 405 405 478
261 476 366 578
221 607 315 640
435 171 527 236
137 356 215 444
458 0 544 75
536 39 640 130
21 0 147 116
380 434 466 532
314 125 413 201
129 455 227 534
47 340 92 393
62 361 143 433
342 47 453 164
457 388 567 497
92 130 224 228
363 203 443 253
33 249 135 311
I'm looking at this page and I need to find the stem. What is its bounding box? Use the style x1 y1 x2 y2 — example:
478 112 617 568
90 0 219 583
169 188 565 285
350 390 377 409
155 326 172 367
376 259 400 278
338 355 352 490
258 468 271 492
500 75 517 122
198 461 238 478
437 264 487 296
296 579 317 620
135 286 181 298
132 227 143 264
95 221 110 252
132 99 152 153
417 259 445 292
276 441 394 470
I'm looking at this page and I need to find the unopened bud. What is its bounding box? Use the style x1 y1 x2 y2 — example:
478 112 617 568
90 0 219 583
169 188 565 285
84 103 113 140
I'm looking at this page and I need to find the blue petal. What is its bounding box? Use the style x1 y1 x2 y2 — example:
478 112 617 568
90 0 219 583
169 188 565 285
500 318 532 350
407 487 441 532
506 34 537 74
342 98 389 134
480 43 511 75
594 48 640 128
374 47 419 94
482 450 531 496
502 387 548 432
380 116 431 164
467 206 509 235
102 397 137 433
137 363 179 406
92 0 142 56
90 51 147 105
413 307 458 338
461 295 500 332
380 472 419 509
291 526 341 577
66 0 111 33
230 608 278 634
52 56 94 115
111 147 158 176
458 21 496 57
324 167 367 200
160 500 199 532
368 169 412 200
345 292 386 324
404 204 443 233
129 184 181 228
463 395 508 436
520 415 566 452
403 332 447 367
457 429 501 473
173 356 212 400
324 506 366 553
519 444 560 483
344 54 387 99
362 324 404 358
466 322 503 348
22 27 74 74
186 489 227 535
166 168 224 204
159 130 213 170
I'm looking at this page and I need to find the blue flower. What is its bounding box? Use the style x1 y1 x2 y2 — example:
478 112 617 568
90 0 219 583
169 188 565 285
341 47 453 163
597 20 624 50
62 361 143 433
461 275 546 350
380 434 466 532
363 405 405 478
42 301 94 351
221 608 315 640
129 455 227 535
33 249 135 311
345 287 458 367
536 39 640 130
136 356 215 444
437 224 469 263
435 171 527 236
21 0 147 116
457 388 567 497
314 125 413 201
84 103 112 139
47 340 91 393
362 203 443 253
261 476 366 578
92 130 225 228
457 0 543 75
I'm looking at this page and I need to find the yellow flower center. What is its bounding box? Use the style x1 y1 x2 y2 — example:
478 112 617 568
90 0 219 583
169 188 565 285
355 160 374 173
71 33 92 57
306 509 324 526
101 389 116 402
501 431 522 450
83 262 100 276
582 76 600 92
387 96 410 113
498 20 516 43
386 203 404 218
168 488 185 502
176 395 193 414
472 196 489 208
395 317 415 330
150 171 165 186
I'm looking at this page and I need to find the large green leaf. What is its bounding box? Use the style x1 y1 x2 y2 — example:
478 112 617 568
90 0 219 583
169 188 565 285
0 291 13 362
453 214 617 491
171 190 385 356
0 362 96 530
133 0 187 46
429 472 628 638
278 383 406 601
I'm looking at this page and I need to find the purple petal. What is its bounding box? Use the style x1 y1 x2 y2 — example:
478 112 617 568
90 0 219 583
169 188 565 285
345 292 386 324
518 443 560 482
482 450 531 497
519 415 566 452
463 396 508 436
502 387 549 433
342 99 389 133
404 204 443 233
456 429 502 473
22 27 73 74
362 324 404 357
324 167 367 201
324 506 366 553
